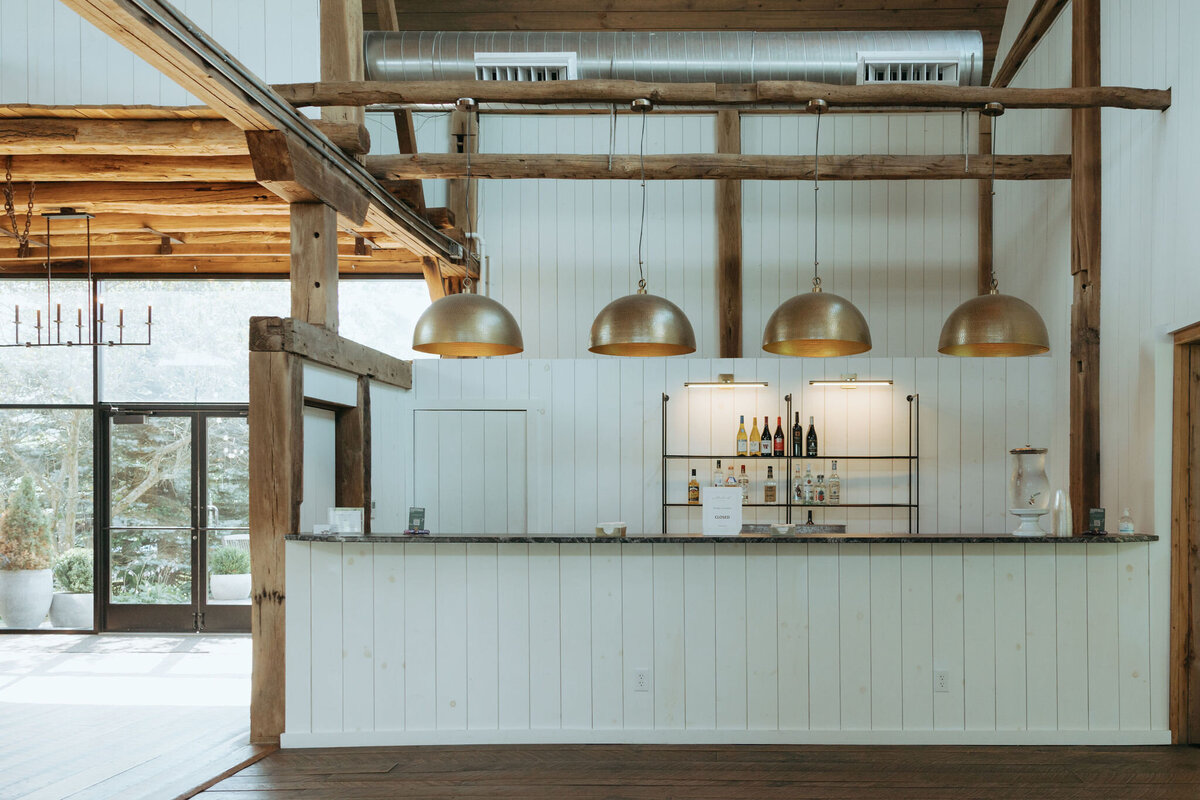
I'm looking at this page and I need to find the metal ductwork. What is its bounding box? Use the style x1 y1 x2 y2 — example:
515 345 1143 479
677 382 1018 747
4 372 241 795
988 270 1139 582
364 30 984 87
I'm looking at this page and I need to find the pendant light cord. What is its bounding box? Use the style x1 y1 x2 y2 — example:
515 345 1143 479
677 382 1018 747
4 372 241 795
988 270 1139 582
812 107 822 289
463 109 475 292
636 107 648 291
989 112 998 291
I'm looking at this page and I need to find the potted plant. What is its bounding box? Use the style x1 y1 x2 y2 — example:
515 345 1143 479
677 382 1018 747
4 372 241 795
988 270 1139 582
0 476 54 628
49 548 93 628
209 545 250 601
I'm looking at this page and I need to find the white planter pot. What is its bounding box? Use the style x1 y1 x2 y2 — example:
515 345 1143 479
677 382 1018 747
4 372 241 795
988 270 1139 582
49 592 94 629
210 573 251 601
0 569 53 629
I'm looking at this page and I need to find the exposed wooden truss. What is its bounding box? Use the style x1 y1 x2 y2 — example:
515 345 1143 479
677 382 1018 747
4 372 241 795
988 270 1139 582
274 79 1171 111
369 153 1072 182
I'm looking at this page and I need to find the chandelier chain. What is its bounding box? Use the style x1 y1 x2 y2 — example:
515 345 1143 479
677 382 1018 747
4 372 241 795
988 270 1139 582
3 156 36 257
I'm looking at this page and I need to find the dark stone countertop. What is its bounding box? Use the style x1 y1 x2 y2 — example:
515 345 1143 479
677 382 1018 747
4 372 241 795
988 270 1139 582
286 532 1157 545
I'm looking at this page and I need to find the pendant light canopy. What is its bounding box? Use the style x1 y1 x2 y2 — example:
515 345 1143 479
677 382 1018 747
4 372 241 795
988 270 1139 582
588 99 696 357
411 99 524 357
938 103 1050 358
762 99 871 358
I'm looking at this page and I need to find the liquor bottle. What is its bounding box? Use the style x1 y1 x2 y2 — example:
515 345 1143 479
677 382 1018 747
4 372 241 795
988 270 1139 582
713 459 724 487
688 469 700 505
725 463 738 488
748 416 761 456
805 510 815 526
815 474 826 504
738 465 750 504
1118 508 1135 534
792 464 804 502
827 460 841 505
760 416 772 457
806 416 819 457
736 415 748 456
773 416 785 456
792 412 803 457
764 466 777 504
802 464 815 504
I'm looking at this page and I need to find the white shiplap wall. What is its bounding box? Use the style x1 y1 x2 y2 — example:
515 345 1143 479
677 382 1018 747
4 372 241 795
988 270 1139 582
285 538 1161 746
0 0 318 105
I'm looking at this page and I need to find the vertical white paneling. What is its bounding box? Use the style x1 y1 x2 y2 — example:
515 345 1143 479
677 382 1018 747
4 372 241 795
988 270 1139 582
403 543 437 730
777 543 810 730
466 544 499 730
1118 543 1152 730
653 543 686 728
372 543 405 730
683 544 717 728
560 544 593 728
714 543 748 729
993 546 1028 730
528 543 561 728
620 360 645 532
959 360 984 534
1025 547 1058 730
746 545 779 729
1087 545 1121 730
807 543 840 729
591 546 624 729
496 544 530 729
839 543 872 730
284 542 312 735
900 543 934 730
309 542 343 732
342 544 374 733
931 543 965 730
622 544 655 729
962 543 997 730
869 543 903 729
1055 544 1090 730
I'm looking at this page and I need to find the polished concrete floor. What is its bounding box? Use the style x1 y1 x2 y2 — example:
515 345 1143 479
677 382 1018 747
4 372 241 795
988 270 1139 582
201 743 1200 799
0 634 264 800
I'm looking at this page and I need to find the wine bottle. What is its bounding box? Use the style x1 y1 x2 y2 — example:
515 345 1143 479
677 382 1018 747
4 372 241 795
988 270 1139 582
688 469 700 505
738 465 750 504
792 412 803 457
736 415 748 456
828 460 841 505
773 416 785 456
748 416 761 456
760 416 772 457
764 466 777 504
806 415 818 457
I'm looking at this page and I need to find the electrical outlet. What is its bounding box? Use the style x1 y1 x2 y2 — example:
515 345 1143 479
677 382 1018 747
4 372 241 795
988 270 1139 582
934 670 950 693
632 668 651 692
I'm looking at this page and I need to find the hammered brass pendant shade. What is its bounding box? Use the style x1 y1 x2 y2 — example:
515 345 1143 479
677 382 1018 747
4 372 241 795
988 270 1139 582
937 289 1049 357
589 289 697 356
762 286 873 357
412 293 524 357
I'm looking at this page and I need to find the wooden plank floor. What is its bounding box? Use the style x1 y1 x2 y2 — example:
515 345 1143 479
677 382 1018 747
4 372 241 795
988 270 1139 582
0 634 268 800
201 743 1200 799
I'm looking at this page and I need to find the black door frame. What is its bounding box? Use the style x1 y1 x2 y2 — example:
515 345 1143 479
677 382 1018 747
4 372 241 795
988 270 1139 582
98 403 249 633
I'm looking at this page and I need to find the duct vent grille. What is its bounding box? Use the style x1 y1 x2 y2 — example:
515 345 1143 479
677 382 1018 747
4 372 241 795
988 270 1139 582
474 51 579 81
858 52 961 85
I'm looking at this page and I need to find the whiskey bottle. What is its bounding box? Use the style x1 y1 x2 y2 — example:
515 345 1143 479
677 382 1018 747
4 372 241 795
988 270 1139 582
764 466 777 504
805 510 815 526
760 416 772 457
748 416 761 456
806 416 819 457
815 474 826 504
773 416 785 456
736 415 748 456
827 461 841 505
792 412 803 457
688 469 700 505
738 465 750 504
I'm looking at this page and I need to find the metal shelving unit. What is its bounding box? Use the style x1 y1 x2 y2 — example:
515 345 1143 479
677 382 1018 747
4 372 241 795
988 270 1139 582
661 392 919 533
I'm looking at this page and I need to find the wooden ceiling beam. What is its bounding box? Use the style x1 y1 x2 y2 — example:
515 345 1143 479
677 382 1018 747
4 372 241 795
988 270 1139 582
5 181 288 216
4 155 256 182
60 0 462 267
0 256 426 276
991 0 1070 87
0 242 384 262
274 79 1170 111
370 153 1072 181
245 129 370 223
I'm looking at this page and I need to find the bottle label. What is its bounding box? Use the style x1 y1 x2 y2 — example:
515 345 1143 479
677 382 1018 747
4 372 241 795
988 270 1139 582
749 441 759 455
737 442 747 455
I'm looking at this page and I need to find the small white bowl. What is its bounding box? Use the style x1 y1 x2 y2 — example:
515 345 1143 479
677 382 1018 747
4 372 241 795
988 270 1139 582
596 522 627 538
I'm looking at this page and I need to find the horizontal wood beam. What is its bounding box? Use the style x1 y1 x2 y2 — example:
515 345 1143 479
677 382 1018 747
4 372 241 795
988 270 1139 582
0 117 367 156
0 256 426 276
0 241 382 262
1 212 390 239
370 153 1072 181
274 79 1171 111
6 181 288 216
4 155 255 182
250 315 412 388
246 129 370 223
991 0 1070 88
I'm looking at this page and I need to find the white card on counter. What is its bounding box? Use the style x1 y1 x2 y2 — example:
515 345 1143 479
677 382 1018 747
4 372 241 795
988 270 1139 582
701 487 743 536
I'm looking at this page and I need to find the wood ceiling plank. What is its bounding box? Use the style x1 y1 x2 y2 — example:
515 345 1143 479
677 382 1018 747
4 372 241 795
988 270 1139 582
0 257 424 276
0 242 381 262
4 155 256 182
4 181 287 216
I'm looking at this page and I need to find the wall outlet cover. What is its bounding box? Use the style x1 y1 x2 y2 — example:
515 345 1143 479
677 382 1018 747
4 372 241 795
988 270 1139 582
633 668 651 692
934 670 950 693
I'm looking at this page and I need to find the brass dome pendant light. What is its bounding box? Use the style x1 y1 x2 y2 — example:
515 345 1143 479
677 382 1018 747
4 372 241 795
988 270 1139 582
938 103 1049 357
412 99 524 357
763 99 872 357
589 99 696 356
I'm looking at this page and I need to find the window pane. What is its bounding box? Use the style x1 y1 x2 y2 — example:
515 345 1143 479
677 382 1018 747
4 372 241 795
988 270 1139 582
99 280 287 403
0 280 93 403
339 279 433 360
0 408 94 629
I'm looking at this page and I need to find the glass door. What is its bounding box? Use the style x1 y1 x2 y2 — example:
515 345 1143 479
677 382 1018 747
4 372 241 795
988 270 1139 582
102 408 249 632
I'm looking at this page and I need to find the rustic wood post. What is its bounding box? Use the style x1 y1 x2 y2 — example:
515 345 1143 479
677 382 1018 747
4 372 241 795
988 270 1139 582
716 109 742 357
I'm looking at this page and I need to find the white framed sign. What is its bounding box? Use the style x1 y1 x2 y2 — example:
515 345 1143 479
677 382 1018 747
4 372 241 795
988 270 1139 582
701 487 743 536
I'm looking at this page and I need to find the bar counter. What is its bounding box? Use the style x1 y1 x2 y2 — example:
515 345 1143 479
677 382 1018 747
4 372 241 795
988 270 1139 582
286 531 1156 545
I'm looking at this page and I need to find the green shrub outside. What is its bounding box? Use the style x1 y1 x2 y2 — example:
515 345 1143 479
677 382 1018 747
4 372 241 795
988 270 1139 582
210 545 250 575
0 476 52 571
53 548 94 593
